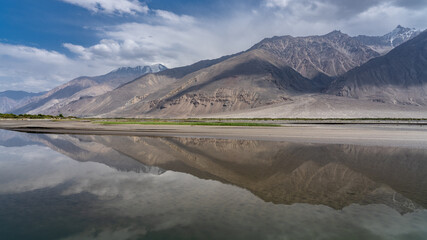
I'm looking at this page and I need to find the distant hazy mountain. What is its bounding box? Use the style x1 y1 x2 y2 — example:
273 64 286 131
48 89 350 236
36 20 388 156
11 64 167 114
0 90 45 113
328 30 427 105
354 25 421 54
0 90 44 100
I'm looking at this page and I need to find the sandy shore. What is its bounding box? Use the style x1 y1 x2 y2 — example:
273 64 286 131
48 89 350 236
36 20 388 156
1 119 427 148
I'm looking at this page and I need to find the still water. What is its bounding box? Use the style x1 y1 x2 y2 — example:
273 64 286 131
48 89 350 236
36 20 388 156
0 129 426 240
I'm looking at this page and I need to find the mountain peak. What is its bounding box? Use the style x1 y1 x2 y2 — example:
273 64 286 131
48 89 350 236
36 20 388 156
383 25 421 47
248 30 378 79
354 25 421 53
324 30 349 40
326 30 343 35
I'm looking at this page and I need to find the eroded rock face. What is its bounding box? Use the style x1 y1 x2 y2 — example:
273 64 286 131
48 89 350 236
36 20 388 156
153 89 292 117
250 31 380 79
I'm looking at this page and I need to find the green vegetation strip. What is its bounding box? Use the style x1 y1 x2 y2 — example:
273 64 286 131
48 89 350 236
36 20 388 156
95 121 280 127
0 113 71 119
184 117 427 121
89 117 427 121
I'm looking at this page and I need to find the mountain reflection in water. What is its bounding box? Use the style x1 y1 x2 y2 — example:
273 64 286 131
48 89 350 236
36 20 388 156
0 130 426 240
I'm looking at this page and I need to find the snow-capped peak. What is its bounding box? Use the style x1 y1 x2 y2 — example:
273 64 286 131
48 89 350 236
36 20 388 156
383 25 421 47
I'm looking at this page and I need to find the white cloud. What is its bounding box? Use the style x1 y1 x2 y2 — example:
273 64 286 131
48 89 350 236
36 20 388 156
0 43 69 63
62 13 224 68
265 0 293 8
59 1 426 75
0 43 113 92
61 0 148 14
154 10 195 25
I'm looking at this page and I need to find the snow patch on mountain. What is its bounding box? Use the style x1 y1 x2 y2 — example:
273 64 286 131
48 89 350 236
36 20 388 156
383 25 421 47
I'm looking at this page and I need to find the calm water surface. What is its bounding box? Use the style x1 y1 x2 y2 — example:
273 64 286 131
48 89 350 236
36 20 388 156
0 129 426 240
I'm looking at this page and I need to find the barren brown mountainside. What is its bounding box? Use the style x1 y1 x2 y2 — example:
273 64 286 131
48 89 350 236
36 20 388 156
22 28 427 118
55 31 383 117
250 30 380 79
58 50 316 117
328 30 427 105
11 64 167 114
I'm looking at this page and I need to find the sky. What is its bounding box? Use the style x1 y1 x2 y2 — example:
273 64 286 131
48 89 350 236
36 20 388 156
0 0 426 92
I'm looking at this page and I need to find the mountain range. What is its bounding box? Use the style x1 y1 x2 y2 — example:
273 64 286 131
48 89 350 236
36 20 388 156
5 25 426 118
11 64 167 114
354 25 421 54
329 30 427 105
0 90 45 113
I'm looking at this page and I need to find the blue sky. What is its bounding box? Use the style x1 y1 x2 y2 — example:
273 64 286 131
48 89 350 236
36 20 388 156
0 0 426 92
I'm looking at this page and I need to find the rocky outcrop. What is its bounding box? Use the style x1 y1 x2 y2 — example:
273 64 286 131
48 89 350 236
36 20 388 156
251 30 380 79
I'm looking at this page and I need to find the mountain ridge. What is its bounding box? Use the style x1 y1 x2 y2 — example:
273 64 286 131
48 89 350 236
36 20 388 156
328 29 427 105
10 64 167 114
354 25 421 54
10 26 427 118
55 30 386 117
249 30 380 79
0 90 46 113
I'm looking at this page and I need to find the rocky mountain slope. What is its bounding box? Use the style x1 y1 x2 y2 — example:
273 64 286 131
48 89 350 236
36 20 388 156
328 30 427 105
11 64 167 114
13 27 426 118
355 25 421 54
0 90 45 113
56 30 384 117
251 30 380 79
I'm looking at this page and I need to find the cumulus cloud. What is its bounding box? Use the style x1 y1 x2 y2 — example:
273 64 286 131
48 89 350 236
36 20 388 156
154 10 195 25
0 43 113 92
61 0 148 14
261 0 427 34
265 0 407 12
62 12 226 68
60 1 427 72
